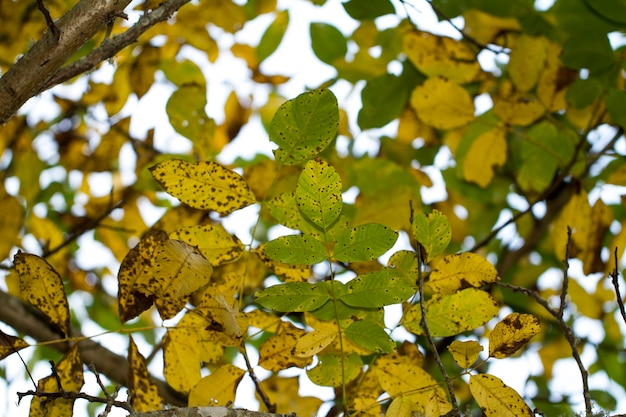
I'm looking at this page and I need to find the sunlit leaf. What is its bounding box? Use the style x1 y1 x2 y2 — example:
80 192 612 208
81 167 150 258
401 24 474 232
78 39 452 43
258 375 323 415
410 76 475 129
469 374 533 417
508 35 547 93
344 320 395 353
270 88 339 165
489 313 541 359
14 252 70 337
448 340 483 369
257 10 289 62
427 253 499 295
412 210 451 262
264 234 328 264
386 395 417 417
150 159 256 215
259 322 312 371
188 365 246 407
170 224 244 267
0 330 29 360
334 223 398 262
128 337 163 412
307 353 363 386
462 125 507 188
255 281 331 312
293 324 338 357
340 270 416 308
296 159 343 229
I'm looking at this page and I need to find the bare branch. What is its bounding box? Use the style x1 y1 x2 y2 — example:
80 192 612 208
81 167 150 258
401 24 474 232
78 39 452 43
609 247 626 326
0 0 133 124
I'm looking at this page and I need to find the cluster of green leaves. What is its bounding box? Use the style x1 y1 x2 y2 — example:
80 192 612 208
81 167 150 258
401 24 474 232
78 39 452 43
1 0 626 416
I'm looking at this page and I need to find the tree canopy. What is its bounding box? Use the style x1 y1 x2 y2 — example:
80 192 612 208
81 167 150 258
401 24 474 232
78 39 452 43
1 0 626 416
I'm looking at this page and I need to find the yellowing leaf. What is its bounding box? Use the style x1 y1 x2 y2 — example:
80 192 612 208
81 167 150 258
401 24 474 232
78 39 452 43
410 77 475 129
163 313 224 394
552 189 591 260
508 35 547 93
29 345 84 417
307 353 363 387
463 10 521 45
170 224 244 267
260 375 323 416
427 253 500 295
404 30 481 84
258 322 312 371
296 158 343 230
198 294 248 344
493 93 545 126
469 374 533 417
412 209 451 262
448 340 483 369
188 364 246 406
293 325 338 357
0 330 29 360
150 159 256 215
128 337 163 412
462 126 507 188
489 313 541 359
143 239 213 320
14 252 70 337
386 395 417 417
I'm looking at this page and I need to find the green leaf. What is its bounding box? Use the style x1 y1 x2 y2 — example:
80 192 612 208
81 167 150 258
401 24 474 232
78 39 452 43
404 289 500 337
342 0 395 20
560 33 614 72
307 353 362 386
565 78 603 109
333 223 398 262
412 210 451 262
296 159 342 230
256 10 289 62
309 23 347 65
160 59 206 87
344 320 394 353
270 89 339 165
255 282 331 312
340 270 415 308
264 234 327 264
166 85 213 142
358 73 409 130
605 88 626 129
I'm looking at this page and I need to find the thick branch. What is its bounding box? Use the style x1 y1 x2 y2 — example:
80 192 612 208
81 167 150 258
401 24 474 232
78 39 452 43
0 0 132 124
0 289 185 406
43 0 193 92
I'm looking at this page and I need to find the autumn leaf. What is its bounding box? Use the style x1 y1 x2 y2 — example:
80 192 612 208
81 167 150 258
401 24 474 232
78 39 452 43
307 353 363 387
448 340 483 369
128 337 163 412
469 374 533 417
258 322 312 371
412 209 451 261
296 158 343 230
489 313 541 359
188 365 246 407
14 252 70 337
170 223 244 267
150 159 256 215
410 76 475 129
0 330 29 360
427 252 500 295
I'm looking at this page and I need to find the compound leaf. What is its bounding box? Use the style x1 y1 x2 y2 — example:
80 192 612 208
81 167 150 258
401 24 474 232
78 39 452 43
334 223 398 262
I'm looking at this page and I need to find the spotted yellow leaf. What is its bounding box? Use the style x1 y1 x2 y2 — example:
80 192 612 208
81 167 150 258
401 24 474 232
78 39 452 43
508 35 547 93
128 336 163 412
0 330 29 360
14 252 70 337
489 313 541 359
427 253 500 295
469 374 533 417
293 323 338 357
258 322 312 371
170 224 244 267
150 159 256 215
462 126 507 188
410 77 475 129
188 364 246 407
258 375 323 415
448 340 483 369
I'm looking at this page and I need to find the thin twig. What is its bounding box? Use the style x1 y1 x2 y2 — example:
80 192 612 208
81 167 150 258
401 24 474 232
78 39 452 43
410 202 460 416
36 0 60 41
241 345 275 413
558 226 572 319
609 247 626 326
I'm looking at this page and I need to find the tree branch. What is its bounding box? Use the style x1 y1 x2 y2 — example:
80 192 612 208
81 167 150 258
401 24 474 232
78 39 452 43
0 289 185 406
0 0 132 124
42 0 193 92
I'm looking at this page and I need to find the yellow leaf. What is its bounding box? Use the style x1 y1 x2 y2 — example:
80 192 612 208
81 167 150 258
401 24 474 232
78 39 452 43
552 189 591 260
469 374 533 417
0 329 29 360
128 336 163 412
508 35 547 93
129 44 161 98
462 126 507 188
188 364 246 407
293 324 338 357
427 253 500 295
348 368 383 417
373 353 452 415
397 107 438 146
170 224 244 267
568 279 612 319
463 10 521 45
163 313 224 394
493 93 545 126
150 159 256 215
14 252 70 337
581 199 614 274
489 313 541 359
148 239 214 320
448 340 483 369
259 375 323 415
403 30 481 84
29 345 84 417
255 246 312 282
386 396 417 417
258 322 312 371
197 294 248 345
537 40 568 111
0 193 23 259
117 229 167 322
246 309 283 333
410 77 475 129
